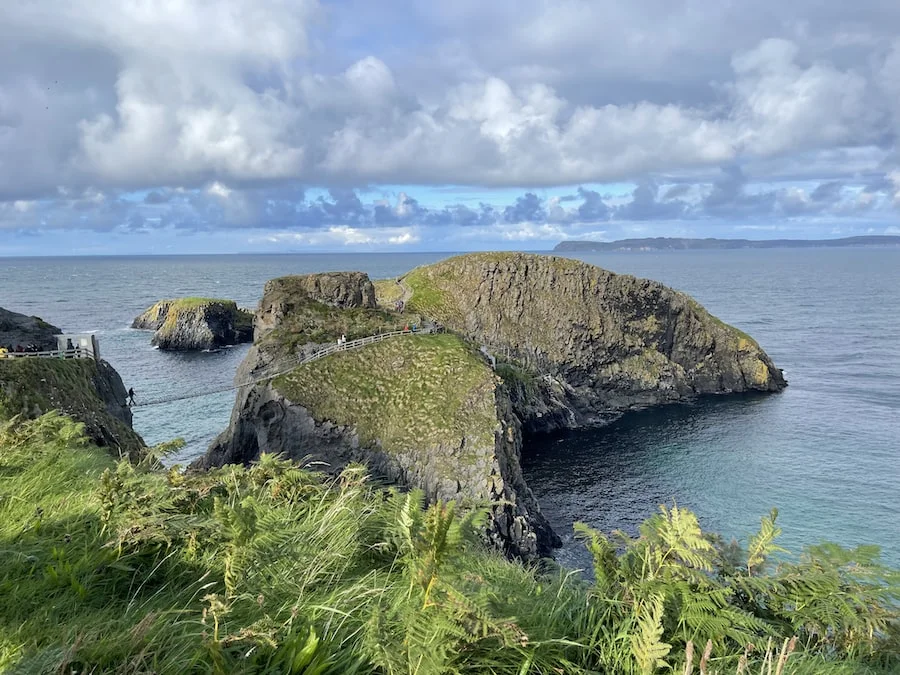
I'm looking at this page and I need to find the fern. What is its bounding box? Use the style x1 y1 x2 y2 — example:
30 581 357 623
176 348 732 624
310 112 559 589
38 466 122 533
632 594 672 674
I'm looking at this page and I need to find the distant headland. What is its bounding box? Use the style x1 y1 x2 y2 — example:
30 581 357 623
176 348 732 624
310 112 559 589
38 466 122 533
554 235 900 252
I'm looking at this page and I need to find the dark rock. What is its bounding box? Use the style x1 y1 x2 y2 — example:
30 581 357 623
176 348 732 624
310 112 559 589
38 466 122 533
198 253 786 560
132 299 253 351
0 307 61 351
405 253 786 434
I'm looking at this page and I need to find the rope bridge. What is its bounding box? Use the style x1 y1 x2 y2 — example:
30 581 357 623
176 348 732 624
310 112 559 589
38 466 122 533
132 324 443 408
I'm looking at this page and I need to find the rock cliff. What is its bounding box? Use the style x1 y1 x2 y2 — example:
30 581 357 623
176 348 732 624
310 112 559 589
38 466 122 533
201 333 559 558
0 307 145 459
0 307 61 351
246 273 404 381
403 253 786 433
199 256 785 560
132 298 253 351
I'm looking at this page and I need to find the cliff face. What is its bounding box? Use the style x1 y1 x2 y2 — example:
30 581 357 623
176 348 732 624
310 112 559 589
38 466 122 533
404 253 786 432
200 256 785 560
200 333 558 558
0 354 145 459
248 273 403 382
132 299 253 351
0 307 61 351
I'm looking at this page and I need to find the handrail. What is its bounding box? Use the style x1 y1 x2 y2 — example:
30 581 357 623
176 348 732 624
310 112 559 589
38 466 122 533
0 348 95 360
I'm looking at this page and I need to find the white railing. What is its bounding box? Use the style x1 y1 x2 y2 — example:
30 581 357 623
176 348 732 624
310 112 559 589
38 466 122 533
297 325 442 366
0 347 95 360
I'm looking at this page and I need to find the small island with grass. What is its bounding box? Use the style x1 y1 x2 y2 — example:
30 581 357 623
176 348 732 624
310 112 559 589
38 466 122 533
132 298 253 351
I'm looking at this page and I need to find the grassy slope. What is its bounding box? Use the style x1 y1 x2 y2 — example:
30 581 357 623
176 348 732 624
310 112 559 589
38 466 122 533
273 333 497 458
372 278 404 309
0 358 144 458
0 412 897 674
404 254 779 390
260 301 405 353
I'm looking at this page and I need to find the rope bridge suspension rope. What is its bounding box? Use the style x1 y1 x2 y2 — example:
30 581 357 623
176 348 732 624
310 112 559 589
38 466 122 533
131 324 442 408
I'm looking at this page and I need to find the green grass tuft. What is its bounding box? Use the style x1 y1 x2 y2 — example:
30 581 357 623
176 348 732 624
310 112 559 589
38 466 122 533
274 333 498 455
1 412 897 674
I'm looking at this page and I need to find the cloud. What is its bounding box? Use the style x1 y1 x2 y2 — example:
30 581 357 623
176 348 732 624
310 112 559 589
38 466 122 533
3 0 900 252
615 181 688 221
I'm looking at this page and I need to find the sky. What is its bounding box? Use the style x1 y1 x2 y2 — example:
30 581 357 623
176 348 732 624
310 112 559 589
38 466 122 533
2 1 900 255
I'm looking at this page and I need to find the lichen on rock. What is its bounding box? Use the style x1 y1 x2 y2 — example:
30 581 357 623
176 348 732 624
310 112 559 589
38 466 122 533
132 298 253 351
403 252 786 432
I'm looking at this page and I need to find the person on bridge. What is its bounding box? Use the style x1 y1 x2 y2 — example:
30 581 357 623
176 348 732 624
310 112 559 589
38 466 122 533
127 388 136 406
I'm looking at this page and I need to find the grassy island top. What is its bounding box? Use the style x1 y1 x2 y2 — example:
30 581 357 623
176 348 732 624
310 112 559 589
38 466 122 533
1 411 897 673
274 332 498 456
149 297 242 311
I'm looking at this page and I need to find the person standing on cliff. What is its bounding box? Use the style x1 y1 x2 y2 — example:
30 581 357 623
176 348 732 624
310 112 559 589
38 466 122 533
127 388 136 406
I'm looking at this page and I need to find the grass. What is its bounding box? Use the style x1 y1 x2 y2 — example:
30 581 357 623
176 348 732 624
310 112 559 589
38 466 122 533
402 266 465 325
273 333 498 459
165 298 238 310
372 278 405 308
0 412 897 673
260 300 407 354
0 357 144 459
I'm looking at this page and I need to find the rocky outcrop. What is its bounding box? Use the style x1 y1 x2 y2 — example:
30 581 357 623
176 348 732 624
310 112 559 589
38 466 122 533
248 273 400 381
255 272 377 337
404 253 786 433
132 299 253 351
0 307 61 351
199 256 786 560
199 332 559 558
0 306 145 459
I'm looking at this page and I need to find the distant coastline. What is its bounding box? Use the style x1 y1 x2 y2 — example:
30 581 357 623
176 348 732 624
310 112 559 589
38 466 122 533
554 235 900 252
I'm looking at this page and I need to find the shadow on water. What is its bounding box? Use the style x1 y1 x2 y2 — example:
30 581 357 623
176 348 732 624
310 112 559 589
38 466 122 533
520 393 785 572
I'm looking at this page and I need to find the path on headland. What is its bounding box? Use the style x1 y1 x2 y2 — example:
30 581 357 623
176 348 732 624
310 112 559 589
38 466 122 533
131 324 443 408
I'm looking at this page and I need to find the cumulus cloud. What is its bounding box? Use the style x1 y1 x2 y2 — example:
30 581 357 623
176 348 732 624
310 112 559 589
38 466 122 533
2 0 900 248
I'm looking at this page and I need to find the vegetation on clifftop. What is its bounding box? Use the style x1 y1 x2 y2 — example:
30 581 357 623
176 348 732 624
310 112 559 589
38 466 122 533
260 301 404 354
0 357 144 459
1 412 898 674
273 333 498 456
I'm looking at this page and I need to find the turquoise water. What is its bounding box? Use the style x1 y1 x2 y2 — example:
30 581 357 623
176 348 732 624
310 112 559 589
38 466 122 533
1 249 897 566
526 249 900 567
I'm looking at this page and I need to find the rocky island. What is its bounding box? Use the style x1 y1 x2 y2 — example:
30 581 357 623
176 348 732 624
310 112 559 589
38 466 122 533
0 306 144 458
132 298 253 351
198 253 785 559
7 266 898 675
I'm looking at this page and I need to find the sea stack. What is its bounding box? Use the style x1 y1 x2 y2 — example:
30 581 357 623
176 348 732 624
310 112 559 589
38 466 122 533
132 298 253 351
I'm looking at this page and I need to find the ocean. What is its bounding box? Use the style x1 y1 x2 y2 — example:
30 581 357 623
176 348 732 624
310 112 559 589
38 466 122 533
1 249 897 567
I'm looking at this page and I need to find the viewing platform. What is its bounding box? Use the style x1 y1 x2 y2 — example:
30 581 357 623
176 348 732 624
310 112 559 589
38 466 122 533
0 333 100 360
